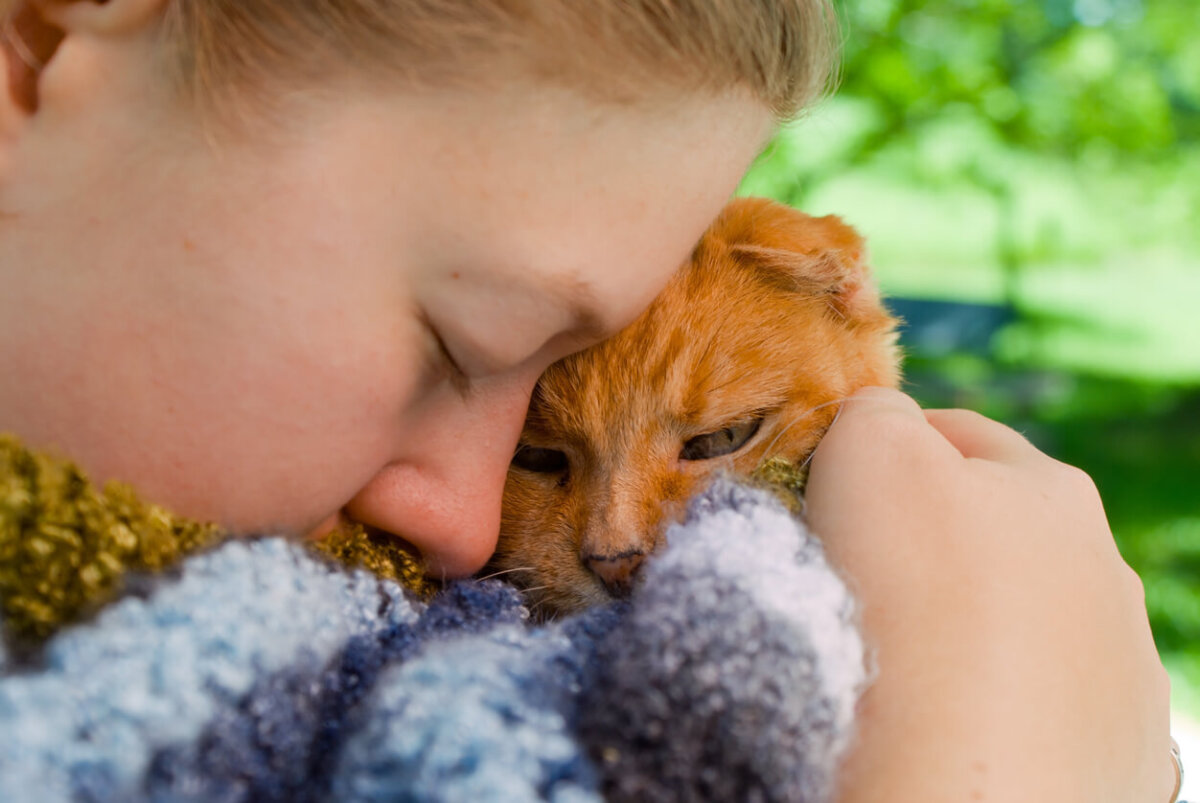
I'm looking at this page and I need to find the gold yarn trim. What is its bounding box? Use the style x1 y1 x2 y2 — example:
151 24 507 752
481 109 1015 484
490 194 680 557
0 435 223 643
0 435 435 646
750 455 809 515
309 521 438 600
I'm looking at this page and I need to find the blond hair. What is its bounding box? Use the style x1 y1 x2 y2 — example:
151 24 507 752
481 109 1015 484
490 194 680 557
8 1 837 119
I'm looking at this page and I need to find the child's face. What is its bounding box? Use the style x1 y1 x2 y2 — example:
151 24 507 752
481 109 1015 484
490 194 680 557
2 78 769 576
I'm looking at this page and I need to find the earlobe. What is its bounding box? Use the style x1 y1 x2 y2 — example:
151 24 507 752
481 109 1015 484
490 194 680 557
2 3 64 114
38 0 167 36
0 4 58 170
0 0 165 174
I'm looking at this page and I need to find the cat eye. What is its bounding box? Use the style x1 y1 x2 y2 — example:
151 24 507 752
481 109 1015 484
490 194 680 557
680 418 763 461
512 444 569 474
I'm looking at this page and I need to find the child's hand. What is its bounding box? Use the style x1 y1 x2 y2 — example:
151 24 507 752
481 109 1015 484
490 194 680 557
805 387 1174 803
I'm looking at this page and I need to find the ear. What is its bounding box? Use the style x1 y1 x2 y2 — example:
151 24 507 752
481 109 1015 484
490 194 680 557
2 3 64 127
1 0 164 172
712 196 883 323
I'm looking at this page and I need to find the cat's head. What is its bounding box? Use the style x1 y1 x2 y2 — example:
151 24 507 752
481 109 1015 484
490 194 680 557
492 197 901 616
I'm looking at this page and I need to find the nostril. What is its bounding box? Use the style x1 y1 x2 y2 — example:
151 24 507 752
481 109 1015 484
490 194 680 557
584 551 646 597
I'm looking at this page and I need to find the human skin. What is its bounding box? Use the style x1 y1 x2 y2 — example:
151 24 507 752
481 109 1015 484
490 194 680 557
807 388 1174 803
0 2 1173 800
0 1 769 577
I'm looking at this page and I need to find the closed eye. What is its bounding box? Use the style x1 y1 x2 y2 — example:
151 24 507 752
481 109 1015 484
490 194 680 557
680 417 763 461
511 445 569 474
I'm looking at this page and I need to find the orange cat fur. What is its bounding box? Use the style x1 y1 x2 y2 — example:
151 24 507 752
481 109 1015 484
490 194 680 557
491 197 901 616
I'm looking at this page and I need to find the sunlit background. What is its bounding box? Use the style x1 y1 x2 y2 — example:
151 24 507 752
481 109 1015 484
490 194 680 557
739 0 1200 756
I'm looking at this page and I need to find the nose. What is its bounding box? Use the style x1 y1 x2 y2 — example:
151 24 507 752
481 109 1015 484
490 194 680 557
578 470 660 597
584 550 646 597
343 374 534 578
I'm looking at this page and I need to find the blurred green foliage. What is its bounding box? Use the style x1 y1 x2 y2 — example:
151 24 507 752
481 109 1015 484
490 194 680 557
753 0 1200 196
741 0 1200 708
843 0 1198 154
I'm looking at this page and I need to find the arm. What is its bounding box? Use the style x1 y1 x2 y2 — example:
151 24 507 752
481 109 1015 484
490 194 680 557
806 388 1174 803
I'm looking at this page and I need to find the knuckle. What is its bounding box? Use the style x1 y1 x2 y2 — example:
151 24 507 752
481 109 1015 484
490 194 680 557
1120 564 1147 599
1052 461 1101 497
947 407 990 426
847 386 920 409
835 391 922 432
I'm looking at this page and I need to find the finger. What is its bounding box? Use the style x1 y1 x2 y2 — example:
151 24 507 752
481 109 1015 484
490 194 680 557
836 386 924 418
814 387 963 467
822 387 927 440
923 408 1043 464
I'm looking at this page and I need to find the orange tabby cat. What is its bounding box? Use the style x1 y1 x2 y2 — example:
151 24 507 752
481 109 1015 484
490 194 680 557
492 197 901 616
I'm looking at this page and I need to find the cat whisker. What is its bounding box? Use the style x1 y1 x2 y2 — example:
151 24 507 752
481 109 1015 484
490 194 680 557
793 389 902 466
526 596 561 623
760 417 799 460
476 566 537 581
760 397 849 458
802 395 851 470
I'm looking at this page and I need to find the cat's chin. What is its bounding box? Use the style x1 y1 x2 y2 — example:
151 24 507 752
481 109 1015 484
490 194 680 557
520 576 617 621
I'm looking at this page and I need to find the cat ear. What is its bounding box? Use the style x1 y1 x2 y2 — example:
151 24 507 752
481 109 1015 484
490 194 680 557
711 197 883 323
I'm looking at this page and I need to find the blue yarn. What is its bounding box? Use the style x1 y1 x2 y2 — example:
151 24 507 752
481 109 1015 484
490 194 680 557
1 482 866 803
329 590 614 803
144 581 536 803
577 480 866 803
0 539 417 803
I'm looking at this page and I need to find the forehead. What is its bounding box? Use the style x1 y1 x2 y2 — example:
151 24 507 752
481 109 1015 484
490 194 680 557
388 87 773 329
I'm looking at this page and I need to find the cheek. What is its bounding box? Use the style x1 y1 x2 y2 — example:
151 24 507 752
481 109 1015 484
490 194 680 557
498 472 575 556
207 320 429 535
495 472 597 604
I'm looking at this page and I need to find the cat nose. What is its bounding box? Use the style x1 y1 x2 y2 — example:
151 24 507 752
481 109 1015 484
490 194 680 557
584 551 646 597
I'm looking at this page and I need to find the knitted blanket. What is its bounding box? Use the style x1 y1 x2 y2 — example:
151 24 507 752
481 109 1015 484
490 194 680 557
0 478 867 802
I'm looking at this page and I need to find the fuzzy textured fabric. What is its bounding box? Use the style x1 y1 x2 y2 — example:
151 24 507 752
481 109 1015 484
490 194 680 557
0 435 224 643
0 436 434 646
0 453 868 801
